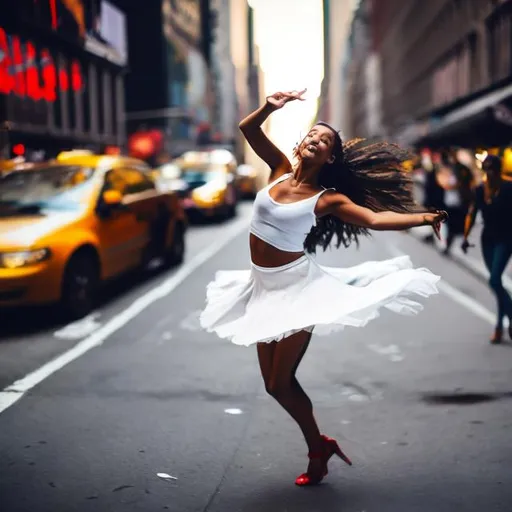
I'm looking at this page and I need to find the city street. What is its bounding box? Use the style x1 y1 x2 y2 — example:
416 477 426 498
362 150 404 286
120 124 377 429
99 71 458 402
1 203 512 512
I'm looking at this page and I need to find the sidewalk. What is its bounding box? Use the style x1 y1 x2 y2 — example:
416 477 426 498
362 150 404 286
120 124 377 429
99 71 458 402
408 221 512 293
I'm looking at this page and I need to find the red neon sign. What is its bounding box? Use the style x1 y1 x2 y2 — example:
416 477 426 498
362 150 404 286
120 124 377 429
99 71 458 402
0 27 84 102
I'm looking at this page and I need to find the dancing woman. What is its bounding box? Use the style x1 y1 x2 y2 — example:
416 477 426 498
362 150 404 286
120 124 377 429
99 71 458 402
462 154 512 344
200 89 446 486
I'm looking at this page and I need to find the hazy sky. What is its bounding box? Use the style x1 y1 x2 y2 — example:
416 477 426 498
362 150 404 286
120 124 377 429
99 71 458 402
248 0 324 157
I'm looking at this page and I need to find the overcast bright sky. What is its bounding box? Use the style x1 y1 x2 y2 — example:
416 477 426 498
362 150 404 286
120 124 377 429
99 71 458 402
248 0 324 157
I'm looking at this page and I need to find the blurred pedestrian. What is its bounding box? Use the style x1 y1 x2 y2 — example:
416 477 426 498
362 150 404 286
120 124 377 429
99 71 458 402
422 163 445 244
200 89 446 487
436 158 471 255
462 154 512 344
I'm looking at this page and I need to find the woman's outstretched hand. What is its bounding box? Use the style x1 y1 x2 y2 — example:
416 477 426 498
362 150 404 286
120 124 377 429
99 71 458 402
266 89 307 110
423 210 448 240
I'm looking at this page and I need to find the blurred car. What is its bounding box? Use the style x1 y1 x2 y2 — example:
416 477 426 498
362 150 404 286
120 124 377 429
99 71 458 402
155 155 238 220
501 147 512 180
0 152 187 319
0 157 29 177
235 164 258 198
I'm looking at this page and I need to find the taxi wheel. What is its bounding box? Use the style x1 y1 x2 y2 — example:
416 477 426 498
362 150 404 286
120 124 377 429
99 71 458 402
61 252 99 320
164 222 185 266
227 201 237 218
230 187 239 217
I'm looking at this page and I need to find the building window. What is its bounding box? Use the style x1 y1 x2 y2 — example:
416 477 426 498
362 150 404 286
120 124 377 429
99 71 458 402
82 62 91 133
102 70 112 136
97 67 105 135
58 54 71 132
487 7 512 82
72 60 85 133
110 72 118 136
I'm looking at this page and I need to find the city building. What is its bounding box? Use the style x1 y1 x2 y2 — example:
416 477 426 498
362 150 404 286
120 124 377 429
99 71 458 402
343 0 372 139
123 0 215 161
210 0 265 173
318 0 359 136
1 0 128 160
366 0 512 148
210 0 239 151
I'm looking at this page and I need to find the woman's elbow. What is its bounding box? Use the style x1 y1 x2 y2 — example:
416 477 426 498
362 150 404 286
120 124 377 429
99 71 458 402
366 214 382 230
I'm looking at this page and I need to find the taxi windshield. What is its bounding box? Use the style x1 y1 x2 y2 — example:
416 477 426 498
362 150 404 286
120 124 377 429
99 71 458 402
0 165 96 216
179 167 226 185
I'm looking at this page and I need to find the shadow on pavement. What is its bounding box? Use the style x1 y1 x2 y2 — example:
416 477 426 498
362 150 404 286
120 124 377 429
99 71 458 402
232 481 353 512
421 391 512 405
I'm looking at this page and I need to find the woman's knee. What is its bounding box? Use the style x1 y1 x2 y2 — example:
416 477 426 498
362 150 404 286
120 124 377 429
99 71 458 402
266 378 293 399
489 273 503 291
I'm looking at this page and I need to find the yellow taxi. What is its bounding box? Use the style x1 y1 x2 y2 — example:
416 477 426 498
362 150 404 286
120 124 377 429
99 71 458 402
157 150 238 220
0 157 27 177
0 151 187 319
235 164 259 198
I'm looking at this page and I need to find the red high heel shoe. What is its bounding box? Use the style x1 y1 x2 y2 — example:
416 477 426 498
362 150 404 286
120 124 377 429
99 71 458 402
295 434 352 487
321 434 353 467
294 449 329 486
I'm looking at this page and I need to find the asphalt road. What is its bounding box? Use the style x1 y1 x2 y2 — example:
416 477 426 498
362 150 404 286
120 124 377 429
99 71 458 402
1 202 512 512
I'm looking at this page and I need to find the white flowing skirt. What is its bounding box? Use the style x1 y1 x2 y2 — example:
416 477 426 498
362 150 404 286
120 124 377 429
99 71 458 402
199 254 440 347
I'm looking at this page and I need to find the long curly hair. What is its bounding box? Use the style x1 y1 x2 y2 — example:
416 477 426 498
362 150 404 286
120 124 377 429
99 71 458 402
295 122 427 254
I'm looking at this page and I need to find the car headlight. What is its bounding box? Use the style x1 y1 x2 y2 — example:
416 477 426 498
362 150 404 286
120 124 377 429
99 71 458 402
0 248 51 269
193 187 224 202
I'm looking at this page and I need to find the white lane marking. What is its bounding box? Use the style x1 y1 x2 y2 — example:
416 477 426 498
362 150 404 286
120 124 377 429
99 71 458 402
224 408 243 415
451 247 512 292
437 281 494 326
407 227 512 293
0 218 249 415
53 313 102 340
385 242 495 326
162 331 173 341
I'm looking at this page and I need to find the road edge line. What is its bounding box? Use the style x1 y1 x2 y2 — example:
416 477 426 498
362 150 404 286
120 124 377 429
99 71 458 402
0 219 249 415
407 228 512 293
385 240 495 326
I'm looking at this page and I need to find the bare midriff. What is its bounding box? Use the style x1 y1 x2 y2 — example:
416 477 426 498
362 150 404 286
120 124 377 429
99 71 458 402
249 233 305 267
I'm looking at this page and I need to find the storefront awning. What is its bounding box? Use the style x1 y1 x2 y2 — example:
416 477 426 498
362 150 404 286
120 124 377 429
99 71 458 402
414 83 512 149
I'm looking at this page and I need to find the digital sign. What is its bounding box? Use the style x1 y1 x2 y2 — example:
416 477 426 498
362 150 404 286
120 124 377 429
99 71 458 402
17 0 88 43
18 0 127 66
0 27 84 102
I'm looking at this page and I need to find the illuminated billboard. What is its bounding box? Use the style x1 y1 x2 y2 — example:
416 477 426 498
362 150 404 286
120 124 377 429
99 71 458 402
17 0 127 66
85 0 127 66
0 27 84 101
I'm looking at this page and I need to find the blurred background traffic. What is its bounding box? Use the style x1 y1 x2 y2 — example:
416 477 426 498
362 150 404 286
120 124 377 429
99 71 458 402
0 0 511 320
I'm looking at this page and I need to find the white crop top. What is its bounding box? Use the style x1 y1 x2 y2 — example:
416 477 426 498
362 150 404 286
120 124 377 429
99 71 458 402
250 173 334 252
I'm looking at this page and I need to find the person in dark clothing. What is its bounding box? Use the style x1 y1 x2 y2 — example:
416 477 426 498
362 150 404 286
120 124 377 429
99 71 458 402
422 164 446 244
463 155 512 344
443 161 473 255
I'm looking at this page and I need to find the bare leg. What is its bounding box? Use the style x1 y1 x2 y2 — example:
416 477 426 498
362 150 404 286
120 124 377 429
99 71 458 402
257 330 322 455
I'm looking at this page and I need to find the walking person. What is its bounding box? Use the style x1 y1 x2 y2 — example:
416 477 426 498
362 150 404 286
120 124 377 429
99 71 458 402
422 162 445 244
462 154 512 344
200 89 446 486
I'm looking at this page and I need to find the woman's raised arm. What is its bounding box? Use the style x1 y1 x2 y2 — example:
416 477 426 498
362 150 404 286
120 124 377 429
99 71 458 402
239 89 306 181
